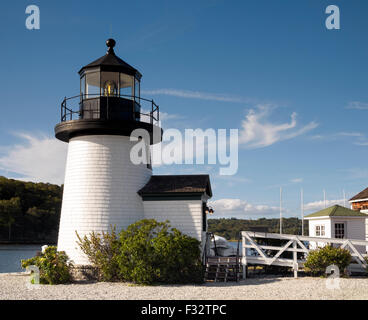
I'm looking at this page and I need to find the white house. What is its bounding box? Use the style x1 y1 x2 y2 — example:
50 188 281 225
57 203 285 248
305 205 367 253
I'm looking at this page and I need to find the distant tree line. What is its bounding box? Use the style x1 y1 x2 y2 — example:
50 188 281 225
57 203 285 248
0 176 309 244
208 217 309 240
0 177 62 243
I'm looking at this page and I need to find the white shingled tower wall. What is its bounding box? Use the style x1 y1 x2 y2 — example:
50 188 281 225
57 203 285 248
57 135 151 265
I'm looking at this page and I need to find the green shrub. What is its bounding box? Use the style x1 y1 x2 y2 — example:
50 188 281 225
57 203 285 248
77 219 204 285
76 227 120 281
21 246 73 284
304 245 351 276
118 219 204 285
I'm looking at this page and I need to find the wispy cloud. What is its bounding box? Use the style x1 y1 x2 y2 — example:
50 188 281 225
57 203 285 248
239 105 318 149
266 177 304 190
346 101 368 110
342 168 368 180
212 174 251 188
208 198 280 218
304 199 345 212
340 132 368 146
142 88 255 104
0 133 67 185
310 131 368 146
354 140 368 146
290 178 303 183
159 112 183 121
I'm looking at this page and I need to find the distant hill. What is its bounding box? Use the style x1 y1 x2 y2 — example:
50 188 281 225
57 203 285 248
208 217 309 240
0 176 62 243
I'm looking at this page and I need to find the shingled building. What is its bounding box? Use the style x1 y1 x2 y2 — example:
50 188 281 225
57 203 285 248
349 187 368 243
139 175 212 242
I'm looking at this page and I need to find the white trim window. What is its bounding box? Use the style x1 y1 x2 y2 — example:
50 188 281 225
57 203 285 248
334 223 345 239
315 225 325 237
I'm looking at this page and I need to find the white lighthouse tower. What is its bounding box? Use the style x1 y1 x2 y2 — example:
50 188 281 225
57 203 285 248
55 39 161 265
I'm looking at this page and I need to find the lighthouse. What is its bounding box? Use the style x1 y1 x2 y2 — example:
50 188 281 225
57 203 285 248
55 39 161 265
56 39 212 266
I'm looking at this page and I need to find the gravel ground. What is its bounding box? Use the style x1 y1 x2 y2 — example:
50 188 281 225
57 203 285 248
1 273 368 300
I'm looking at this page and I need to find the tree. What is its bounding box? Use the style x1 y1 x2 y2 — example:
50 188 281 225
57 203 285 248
0 176 62 242
0 197 22 240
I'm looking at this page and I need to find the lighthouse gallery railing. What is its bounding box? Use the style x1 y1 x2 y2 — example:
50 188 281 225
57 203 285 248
60 93 159 126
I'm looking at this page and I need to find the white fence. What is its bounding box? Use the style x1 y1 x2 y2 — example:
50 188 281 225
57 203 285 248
241 231 368 278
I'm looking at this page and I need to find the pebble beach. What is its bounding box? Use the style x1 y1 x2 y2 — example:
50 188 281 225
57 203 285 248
1 273 368 300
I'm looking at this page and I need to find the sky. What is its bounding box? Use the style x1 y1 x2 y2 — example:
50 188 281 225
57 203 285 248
0 0 368 219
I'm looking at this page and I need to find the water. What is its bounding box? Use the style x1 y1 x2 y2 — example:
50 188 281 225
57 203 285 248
228 241 240 249
228 241 253 255
0 245 41 273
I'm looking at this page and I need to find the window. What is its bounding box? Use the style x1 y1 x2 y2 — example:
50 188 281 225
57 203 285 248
335 223 345 239
101 72 119 97
134 78 140 103
85 72 100 97
315 225 325 237
119 73 133 98
80 75 86 98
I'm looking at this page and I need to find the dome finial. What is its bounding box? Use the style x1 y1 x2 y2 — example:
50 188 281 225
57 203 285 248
106 38 116 54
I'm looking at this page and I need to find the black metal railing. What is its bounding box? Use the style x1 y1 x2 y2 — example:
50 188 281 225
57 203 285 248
202 232 215 264
236 234 242 281
60 93 159 125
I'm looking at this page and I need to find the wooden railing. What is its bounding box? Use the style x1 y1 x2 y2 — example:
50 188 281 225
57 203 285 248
241 231 368 278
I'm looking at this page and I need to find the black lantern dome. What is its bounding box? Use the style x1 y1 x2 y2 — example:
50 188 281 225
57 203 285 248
55 39 161 144
80 39 141 77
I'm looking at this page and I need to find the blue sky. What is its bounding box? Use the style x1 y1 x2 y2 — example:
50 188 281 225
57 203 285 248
0 0 368 219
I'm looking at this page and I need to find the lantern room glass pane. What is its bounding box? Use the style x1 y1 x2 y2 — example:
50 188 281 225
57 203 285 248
85 72 100 97
80 76 86 98
134 78 140 103
119 73 133 99
101 72 119 96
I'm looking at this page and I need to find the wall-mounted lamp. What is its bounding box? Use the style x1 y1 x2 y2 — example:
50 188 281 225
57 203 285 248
205 206 214 215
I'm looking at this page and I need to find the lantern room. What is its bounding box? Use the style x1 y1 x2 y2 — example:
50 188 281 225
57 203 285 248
78 38 142 121
55 39 161 144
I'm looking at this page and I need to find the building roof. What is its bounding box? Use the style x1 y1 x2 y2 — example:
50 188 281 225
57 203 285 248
349 187 368 201
305 205 367 218
79 39 141 78
138 175 212 197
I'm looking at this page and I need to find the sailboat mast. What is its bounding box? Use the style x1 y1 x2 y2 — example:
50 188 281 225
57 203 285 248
280 187 283 234
301 188 304 236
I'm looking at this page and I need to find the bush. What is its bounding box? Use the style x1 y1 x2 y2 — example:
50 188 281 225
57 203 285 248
76 227 120 281
77 219 204 285
21 246 73 284
118 219 204 285
304 245 351 276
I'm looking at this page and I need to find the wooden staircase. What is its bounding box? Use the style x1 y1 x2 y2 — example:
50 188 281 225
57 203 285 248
204 257 242 282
